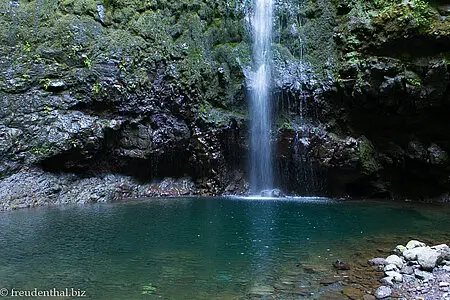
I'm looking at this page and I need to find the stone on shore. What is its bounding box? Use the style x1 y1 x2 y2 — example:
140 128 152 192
370 258 387 266
375 286 392 299
386 255 403 269
403 246 442 270
384 264 399 272
395 245 407 254
414 269 435 281
385 271 403 282
406 240 426 249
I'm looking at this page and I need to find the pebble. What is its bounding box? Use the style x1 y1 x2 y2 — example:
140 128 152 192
440 282 450 287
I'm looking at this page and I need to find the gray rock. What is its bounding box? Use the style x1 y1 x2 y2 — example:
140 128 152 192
370 258 388 266
403 246 442 269
432 245 450 261
417 248 442 270
403 248 422 261
400 265 415 275
385 271 403 282
431 244 450 252
380 276 394 286
402 274 418 284
260 189 284 197
375 286 392 299
406 240 426 249
386 254 403 269
414 269 435 281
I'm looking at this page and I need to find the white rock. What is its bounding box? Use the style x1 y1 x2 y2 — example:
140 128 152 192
375 286 392 299
417 248 441 270
380 276 394 286
403 246 442 270
440 282 450 287
395 245 407 254
385 271 403 282
431 244 449 252
406 240 426 249
386 255 403 269
444 265 450 272
384 264 399 272
403 247 423 261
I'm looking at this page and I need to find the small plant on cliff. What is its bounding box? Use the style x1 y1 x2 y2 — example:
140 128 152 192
92 82 102 94
84 55 92 69
39 78 51 90
43 105 51 115
71 44 83 57
280 120 293 130
406 77 422 87
119 62 127 72
24 41 32 53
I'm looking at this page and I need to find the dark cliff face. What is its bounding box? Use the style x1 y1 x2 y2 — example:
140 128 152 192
0 0 251 205
0 0 449 208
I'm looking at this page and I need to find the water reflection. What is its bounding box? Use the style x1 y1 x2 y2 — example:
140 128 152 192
0 198 449 299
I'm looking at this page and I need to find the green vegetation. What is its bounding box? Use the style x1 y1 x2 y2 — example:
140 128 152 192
375 0 435 30
92 82 102 94
31 145 53 157
39 78 51 90
358 137 382 175
406 77 422 87
83 56 92 69
279 120 293 130
43 106 52 115
24 41 32 53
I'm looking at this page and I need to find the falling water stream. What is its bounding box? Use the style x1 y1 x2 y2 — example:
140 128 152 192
250 0 274 193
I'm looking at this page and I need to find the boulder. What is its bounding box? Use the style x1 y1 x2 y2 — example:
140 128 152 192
402 246 442 270
370 258 387 266
406 240 426 249
375 286 392 299
385 255 403 269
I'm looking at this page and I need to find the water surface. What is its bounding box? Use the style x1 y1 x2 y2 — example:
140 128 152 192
0 197 450 299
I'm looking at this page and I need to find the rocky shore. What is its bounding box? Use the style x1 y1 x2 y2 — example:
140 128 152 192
368 240 450 299
0 168 200 211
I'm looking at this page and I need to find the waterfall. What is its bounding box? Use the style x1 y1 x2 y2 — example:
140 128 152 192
249 0 273 194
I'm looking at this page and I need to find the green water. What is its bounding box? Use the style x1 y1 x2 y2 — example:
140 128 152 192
0 197 450 299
